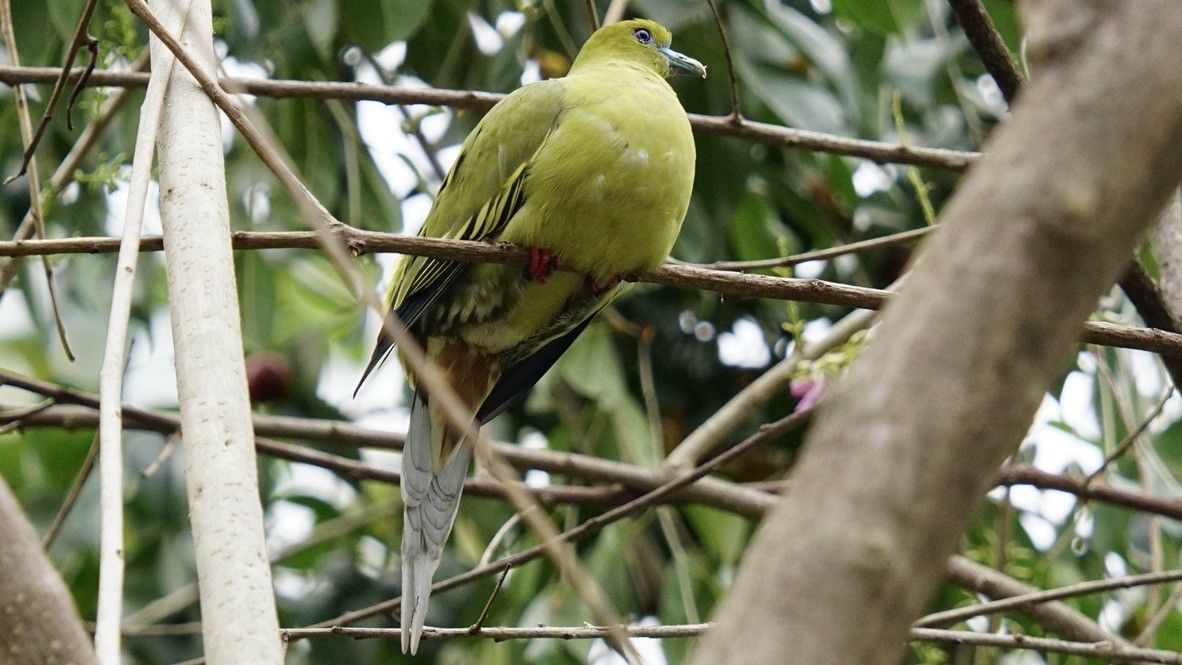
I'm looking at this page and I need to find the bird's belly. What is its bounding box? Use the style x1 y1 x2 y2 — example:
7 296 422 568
425 264 605 361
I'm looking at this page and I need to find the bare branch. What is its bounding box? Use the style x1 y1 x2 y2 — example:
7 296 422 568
0 230 1176 357
946 0 1023 104
0 65 980 170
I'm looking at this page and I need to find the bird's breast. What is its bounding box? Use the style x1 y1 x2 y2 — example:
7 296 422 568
505 73 696 279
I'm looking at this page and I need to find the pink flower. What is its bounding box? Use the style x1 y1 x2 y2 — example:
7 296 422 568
790 375 826 412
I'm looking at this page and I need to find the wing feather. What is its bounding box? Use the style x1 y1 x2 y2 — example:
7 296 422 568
357 81 566 389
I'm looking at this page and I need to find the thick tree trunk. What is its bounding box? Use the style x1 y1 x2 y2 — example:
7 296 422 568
0 476 97 665
690 1 1182 663
150 0 282 662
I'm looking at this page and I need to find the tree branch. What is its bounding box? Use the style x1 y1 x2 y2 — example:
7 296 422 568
0 475 97 665
0 65 980 170
143 0 282 661
1 229 1179 357
278 623 1182 663
946 0 1023 103
689 2 1182 663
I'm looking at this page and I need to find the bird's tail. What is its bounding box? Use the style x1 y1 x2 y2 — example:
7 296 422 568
400 387 472 655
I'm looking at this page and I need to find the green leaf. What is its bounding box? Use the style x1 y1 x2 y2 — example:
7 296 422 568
342 0 434 49
729 192 799 265
683 505 751 565
46 0 87 43
831 0 924 36
236 250 276 351
301 0 339 62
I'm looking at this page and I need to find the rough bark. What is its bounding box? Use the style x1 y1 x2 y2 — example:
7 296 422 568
689 2 1182 664
0 476 97 665
1154 191 1182 315
150 0 282 662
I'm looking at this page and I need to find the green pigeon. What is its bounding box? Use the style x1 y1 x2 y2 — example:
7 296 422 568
357 18 703 654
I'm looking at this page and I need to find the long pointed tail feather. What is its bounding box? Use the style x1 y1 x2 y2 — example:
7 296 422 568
401 388 471 654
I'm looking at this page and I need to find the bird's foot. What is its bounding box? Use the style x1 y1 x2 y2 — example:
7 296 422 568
527 247 560 284
589 274 622 294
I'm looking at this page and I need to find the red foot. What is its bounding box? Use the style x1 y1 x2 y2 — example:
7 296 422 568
528 247 560 284
590 274 622 293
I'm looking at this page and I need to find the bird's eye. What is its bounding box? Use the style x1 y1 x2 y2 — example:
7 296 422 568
634 28 652 44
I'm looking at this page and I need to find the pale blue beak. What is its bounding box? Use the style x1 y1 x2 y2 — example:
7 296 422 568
660 46 707 78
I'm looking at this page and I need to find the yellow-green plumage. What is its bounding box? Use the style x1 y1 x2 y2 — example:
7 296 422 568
359 19 702 654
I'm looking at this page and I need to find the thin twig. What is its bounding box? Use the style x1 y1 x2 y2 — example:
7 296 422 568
305 408 810 631
92 3 183 660
468 566 510 634
998 464 1182 521
704 226 932 271
946 555 1131 646
1136 582 1182 646
41 432 99 549
0 397 56 434
703 0 740 120
910 627 1182 664
584 0 600 30
1085 387 1174 487
946 0 1022 103
602 0 626 25
65 36 100 130
0 0 75 360
0 65 982 171
0 54 147 304
0 230 1176 357
917 569 1182 628
2 395 774 519
3 0 100 182
278 622 1182 663
662 307 875 470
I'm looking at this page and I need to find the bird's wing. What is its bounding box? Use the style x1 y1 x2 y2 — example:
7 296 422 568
476 313 599 423
358 80 567 388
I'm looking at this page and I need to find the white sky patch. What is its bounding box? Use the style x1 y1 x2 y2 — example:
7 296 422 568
356 535 390 578
355 74 455 200
794 259 826 279
272 461 358 509
265 499 316 554
834 253 860 275
123 311 180 408
318 345 406 418
221 55 270 103
468 13 504 55
521 59 542 85
588 616 668 665
273 567 318 600
718 318 771 368
1126 348 1166 397
809 0 833 14
0 290 34 338
60 181 80 205
800 317 834 344
216 53 272 150
105 169 163 236
496 11 526 38
976 74 1005 110
1018 513 1057 550
851 161 893 197
521 430 551 488
1058 370 1102 441
242 183 272 224
373 41 408 71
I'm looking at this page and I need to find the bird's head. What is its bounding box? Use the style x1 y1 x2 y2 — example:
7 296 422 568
572 19 707 79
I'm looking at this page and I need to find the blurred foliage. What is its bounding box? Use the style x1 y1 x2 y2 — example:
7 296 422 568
4 0 1182 663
